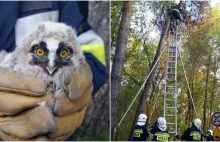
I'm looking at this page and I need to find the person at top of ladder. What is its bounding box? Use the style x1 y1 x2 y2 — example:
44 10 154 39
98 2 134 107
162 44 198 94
176 118 203 141
168 0 183 32
150 117 170 141
132 114 150 141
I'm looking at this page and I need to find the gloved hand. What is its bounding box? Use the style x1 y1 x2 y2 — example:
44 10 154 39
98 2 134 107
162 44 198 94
0 61 93 141
49 62 93 140
151 120 158 129
175 135 179 139
0 106 56 140
0 67 56 140
54 62 93 116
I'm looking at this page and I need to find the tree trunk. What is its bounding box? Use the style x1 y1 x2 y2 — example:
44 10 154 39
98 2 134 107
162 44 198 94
186 68 194 127
203 55 210 132
128 14 170 141
209 56 217 128
111 1 133 139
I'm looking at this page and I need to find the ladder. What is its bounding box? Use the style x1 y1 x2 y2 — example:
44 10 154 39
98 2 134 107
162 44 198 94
164 23 180 137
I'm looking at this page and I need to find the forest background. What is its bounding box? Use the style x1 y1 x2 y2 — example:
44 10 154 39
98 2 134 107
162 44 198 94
111 1 220 140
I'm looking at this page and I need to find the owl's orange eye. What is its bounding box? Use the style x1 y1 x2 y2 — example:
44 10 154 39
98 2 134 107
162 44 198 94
36 48 45 57
60 49 68 58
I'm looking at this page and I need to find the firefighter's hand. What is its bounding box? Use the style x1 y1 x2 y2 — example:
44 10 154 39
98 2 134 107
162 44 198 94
0 61 93 141
0 67 56 140
151 120 158 128
175 135 179 139
0 67 51 116
49 62 93 140
53 61 93 116
0 106 56 140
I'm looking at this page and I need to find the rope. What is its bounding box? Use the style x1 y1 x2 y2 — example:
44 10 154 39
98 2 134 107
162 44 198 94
115 45 167 131
177 47 198 118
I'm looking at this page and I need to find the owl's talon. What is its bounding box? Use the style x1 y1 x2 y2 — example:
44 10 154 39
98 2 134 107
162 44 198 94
47 81 56 92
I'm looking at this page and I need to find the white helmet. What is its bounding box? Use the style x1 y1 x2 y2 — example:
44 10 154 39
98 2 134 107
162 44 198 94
194 118 202 129
207 130 213 135
137 114 147 126
173 0 180 4
157 117 167 131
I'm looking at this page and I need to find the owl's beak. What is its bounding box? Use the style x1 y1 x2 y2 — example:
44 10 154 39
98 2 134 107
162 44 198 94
46 66 56 74
47 52 56 74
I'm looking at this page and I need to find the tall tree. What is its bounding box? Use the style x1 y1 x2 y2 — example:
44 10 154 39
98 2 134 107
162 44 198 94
203 55 210 131
128 11 170 140
111 1 133 139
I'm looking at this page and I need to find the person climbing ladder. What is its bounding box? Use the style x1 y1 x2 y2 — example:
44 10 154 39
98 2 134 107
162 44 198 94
169 0 182 32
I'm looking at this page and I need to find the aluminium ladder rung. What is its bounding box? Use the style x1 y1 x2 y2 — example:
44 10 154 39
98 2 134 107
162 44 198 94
168 61 175 63
166 91 175 93
165 114 175 117
167 123 175 125
165 99 175 102
169 132 176 134
169 45 176 47
169 46 176 48
167 67 175 69
168 51 177 53
168 56 176 58
166 93 175 96
166 106 175 109
168 48 176 50
167 80 175 82
167 86 175 88
168 67 175 69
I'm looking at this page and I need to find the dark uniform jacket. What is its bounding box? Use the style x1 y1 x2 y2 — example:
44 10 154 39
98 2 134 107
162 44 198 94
150 127 169 141
132 125 150 141
181 125 202 141
206 135 215 141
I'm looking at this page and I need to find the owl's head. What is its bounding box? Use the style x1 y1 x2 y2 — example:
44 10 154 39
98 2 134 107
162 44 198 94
16 22 84 75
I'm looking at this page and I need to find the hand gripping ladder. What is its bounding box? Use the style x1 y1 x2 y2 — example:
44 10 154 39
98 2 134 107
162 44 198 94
163 23 180 137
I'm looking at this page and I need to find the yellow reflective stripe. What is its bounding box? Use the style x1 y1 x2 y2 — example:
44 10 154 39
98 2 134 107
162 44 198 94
155 133 169 142
190 131 201 136
134 130 143 133
155 133 169 137
190 132 201 140
81 43 106 66
134 129 143 138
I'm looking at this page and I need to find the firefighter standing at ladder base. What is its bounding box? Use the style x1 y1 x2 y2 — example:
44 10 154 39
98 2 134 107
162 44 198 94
150 117 170 141
132 114 150 141
176 118 203 141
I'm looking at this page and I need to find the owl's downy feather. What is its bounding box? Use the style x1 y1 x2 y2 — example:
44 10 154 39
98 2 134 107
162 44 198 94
0 50 7 62
0 22 85 91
